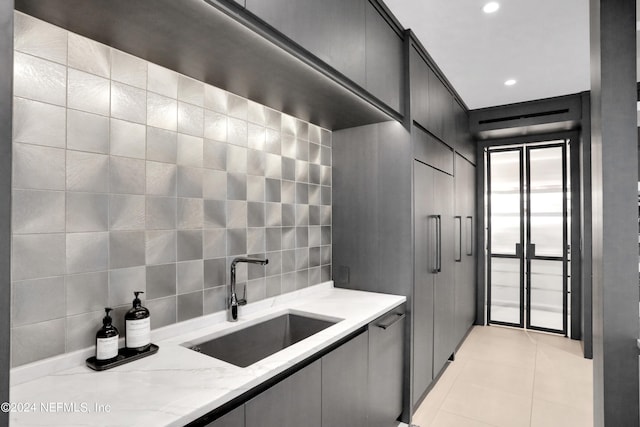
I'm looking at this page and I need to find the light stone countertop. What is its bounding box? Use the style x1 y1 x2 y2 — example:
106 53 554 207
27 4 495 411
9 282 405 426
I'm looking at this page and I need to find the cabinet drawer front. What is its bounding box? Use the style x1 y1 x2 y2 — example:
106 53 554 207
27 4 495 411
413 125 454 175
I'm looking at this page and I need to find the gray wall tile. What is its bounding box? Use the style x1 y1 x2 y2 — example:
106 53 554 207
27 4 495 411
14 143 65 190
247 228 265 254
13 97 66 148
282 134 296 158
65 271 108 316
147 92 177 131
146 230 177 265
13 189 65 234
264 153 281 179
177 230 203 261
14 52 66 106
66 151 109 193
228 118 248 147
266 251 282 276
111 49 147 89
109 231 145 268
177 134 204 167
321 129 332 147
204 229 226 259
12 277 65 327
178 102 204 137
146 196 177 230
265 202 282 227
266 228 281 252
246 175 264 202
147 296 177 329
309 124 321 144
227 94 247 120
12 234 66 281
14 12 68 65
178 198 203 229
177 166 203 198
203 285 227 314
247 277 266 302
281 115 296 136
227 201 247 229
68 33 110 78
11 319 65 367
295 269 309 290
148 63 178 98
147 127 177 164
264 108 281 130
281 181 295 204
248 202 265 228
204 258 226 288
227 228 247 256
247 149 265 176
66 232 109 274
227 173 247 201
204 200 226 228
110 156 145 195
146 161 177 196
66 310 104 352
177 260 204 294
178 75 204 107
111 82 146 124
110 118 146 160
266 275 281 298
146 263 176 299
110 195 145 230
265 129 281 155
67 68 110 115
81 193 109 227
109 266 146 307
67 109 109 154
178 291 203 322
204 85 228 113
203 140 227 171
248 123 265 151
204 111 228 142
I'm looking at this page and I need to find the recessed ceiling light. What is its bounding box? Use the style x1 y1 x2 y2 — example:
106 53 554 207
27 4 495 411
504 79 517 86
483 2 500 14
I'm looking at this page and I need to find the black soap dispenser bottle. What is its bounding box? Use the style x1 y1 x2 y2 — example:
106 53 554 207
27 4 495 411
125 291 151 353
96 307 119 363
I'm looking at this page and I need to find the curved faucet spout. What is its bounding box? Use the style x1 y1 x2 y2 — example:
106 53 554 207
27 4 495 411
228 256 269 322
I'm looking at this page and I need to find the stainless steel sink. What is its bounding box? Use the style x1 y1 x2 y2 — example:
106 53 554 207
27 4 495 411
183 313 339 367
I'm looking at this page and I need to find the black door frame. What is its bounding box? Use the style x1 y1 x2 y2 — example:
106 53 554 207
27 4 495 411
486 137 571 336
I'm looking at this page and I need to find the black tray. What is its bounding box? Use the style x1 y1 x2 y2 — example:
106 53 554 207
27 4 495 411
86 344 159 371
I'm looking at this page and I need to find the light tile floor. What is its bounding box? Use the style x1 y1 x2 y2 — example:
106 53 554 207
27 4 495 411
411 325 593 427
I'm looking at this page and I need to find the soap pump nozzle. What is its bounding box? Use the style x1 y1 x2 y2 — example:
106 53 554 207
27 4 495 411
132 291 144 307
102 307 113 326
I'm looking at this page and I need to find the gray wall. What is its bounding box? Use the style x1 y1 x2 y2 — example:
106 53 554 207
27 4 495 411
589 0 638 425
10 12 332 367
1 2 14 426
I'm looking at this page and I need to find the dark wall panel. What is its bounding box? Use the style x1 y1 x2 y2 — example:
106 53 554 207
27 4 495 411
0 2 12 426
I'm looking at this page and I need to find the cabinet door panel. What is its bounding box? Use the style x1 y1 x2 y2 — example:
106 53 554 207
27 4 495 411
369 308 405 427
427 69 445 139
205 405 244 427
246 0 366 86
322 332 368 427
453 155 476 348
365 2 403 113
412 160 435 406
433 170 455 376
410 48 429 130
245 360 321 427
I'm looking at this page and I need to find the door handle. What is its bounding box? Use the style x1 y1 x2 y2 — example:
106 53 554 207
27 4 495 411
454 216 462 262
429 215 440 273
376 313 406 330
466 216 473 256
515 243 523 258
436 215 442 273
527 243 536 259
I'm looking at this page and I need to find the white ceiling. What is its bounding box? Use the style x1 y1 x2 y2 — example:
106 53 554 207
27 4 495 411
384 0 591 110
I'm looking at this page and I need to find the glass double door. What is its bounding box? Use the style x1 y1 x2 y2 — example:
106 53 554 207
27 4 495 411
488 142 568 335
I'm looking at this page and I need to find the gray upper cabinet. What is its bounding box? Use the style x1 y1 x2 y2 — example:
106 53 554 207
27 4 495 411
410 46 430 131
246 0 367 87
454 101 475 164
365 2 404 114
322 331 369 427
245 359 322 427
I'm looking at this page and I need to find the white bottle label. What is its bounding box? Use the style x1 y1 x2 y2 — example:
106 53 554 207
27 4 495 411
96 336 119 360
126 318 150 348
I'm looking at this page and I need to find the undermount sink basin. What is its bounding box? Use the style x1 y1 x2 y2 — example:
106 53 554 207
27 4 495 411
183 313 339 367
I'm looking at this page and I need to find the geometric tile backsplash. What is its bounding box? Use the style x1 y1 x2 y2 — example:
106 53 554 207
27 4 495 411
10 12 332 367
